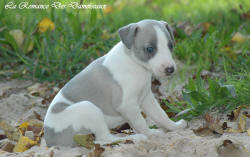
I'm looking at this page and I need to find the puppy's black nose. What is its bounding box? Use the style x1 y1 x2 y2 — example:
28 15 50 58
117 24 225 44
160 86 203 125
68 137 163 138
165 66 175 75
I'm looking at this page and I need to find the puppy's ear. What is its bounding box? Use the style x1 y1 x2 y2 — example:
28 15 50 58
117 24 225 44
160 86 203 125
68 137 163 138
160 20 175 45
118 23 139 49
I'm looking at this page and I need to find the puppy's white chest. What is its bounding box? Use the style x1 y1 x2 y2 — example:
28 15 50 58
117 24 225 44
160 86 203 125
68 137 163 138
103 43 151 101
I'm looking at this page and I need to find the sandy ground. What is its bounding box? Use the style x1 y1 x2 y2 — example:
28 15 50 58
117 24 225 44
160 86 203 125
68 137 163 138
0 79 250 157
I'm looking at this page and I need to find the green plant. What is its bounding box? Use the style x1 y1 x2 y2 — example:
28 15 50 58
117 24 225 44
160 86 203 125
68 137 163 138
165 72 241 120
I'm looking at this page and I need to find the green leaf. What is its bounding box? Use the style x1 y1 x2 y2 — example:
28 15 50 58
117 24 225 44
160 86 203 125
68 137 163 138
73 134 95 149
182 90 194 108
222 84 236 97
4 32 18 51
0 38 9 44
67 12 82 40
196 71 204 92
185 78 196 91
208 78 220 99
189 91 208 103
164 101 181 113
90 9 97 26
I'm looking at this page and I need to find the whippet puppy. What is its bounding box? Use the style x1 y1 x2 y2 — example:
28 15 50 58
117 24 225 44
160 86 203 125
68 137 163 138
44 19 187 147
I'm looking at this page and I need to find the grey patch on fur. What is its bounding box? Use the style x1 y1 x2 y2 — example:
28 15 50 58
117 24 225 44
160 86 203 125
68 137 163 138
44 126 91 147
118 23 139 49
133 20 157 62
160 20 175 51
125 19 175 62
160 20 175 45
50 102 70 113
61 56 122 116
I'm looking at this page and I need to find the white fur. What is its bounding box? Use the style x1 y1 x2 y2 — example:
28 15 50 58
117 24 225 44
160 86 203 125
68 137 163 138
148 26 176 77
103 42 153 134
45 91 74 132
45 92 104 132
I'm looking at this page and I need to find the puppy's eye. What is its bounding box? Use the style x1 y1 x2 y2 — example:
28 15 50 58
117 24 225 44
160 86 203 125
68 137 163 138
168 42 173 51
146 47 154 53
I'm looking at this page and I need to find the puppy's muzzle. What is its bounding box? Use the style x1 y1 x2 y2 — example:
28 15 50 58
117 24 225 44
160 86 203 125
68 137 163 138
164 66 175 75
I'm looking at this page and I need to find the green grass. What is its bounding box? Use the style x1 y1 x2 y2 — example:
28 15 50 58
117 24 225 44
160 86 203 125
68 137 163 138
0 0 249 118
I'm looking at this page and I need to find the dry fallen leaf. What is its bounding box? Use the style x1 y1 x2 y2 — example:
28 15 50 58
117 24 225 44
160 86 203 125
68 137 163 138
13 135 37 152
33 111 42 121
19 122 29 130
27 83 49 97
226 128 242 133
26 119 44 137
9 29 24 48
87 144 105 157
19 121 29 135
0 150 8 154
17 119 43 145
240 11 250 21
201 22 210 32
232 32 247 43
238 114 246 132
233 106 242 120
38 18 55 33
73 134 95 149
104 6 113 14
242 111 250 118
1 140 15 153
184 25 193 36
222 122 228 130
227 106 244 121
217 139 250 157
111 123 132 134
247 129 250 136
204 113 224 134
0 121 20 141
193 126 214 136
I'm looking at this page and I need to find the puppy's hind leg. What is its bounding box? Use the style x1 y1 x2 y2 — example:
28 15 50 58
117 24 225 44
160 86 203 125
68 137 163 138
64 101 123 144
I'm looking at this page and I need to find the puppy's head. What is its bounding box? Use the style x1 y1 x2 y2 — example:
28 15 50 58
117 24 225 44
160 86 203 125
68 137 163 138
118 19 176 78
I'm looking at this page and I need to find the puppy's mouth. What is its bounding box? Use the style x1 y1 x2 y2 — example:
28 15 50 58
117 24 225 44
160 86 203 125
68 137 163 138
165 72 175 77
153 71 174 79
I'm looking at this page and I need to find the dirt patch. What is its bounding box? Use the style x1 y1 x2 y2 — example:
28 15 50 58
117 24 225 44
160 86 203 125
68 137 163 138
0 79 249 157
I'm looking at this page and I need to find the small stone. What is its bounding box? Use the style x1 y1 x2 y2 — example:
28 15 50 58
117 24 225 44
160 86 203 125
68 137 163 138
25 131 35 140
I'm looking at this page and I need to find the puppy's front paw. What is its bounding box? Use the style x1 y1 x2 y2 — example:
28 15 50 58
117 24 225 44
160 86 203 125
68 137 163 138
176 119 188 129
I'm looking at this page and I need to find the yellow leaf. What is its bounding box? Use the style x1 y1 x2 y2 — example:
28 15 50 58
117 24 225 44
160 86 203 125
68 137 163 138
232 32 246 43
13 135 37 152
27 40 34 53
27 83 49 97
9 29 24 48
238 114 246 132
38 18 55 33
226 128 241 133
104 6 113 14
101 29 111 40
233 106 242 120
96 50 101 57
0 150 8 154
19 122 29 129
73 134 95 149
201 22 211 32
247 129 250 136
0 120 20 141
